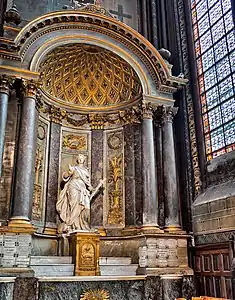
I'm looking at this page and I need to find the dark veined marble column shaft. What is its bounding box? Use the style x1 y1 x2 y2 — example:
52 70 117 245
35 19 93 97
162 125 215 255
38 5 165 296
141 102 158 227
0 76 12 177
11 81 39 224
162 106 181 230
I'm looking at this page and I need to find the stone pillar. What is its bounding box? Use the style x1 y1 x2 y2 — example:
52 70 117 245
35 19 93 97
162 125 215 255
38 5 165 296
0 76 12 177
44 106 64 235
9 80 39 229
162 106 181 231
141 102 159 228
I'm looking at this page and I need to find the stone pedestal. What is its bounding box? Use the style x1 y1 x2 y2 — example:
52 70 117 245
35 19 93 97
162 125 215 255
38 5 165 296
0 231 34 276
70 231 100 276
137 235 192 276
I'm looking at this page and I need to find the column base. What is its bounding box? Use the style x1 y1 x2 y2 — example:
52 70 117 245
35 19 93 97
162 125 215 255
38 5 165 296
6 217 35 234
164 225 183 233
141 225 164 234
43 227 57 236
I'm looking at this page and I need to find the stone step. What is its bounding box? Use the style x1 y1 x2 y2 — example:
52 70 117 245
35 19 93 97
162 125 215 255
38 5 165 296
31 264 74 277
99 257 132 265
31 256 132 266
31 264 138 277
30 256 137 277
100 264 138 276
31 256 72 265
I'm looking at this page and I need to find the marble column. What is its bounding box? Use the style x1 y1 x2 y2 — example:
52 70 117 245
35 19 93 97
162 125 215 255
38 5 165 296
141 102 159 228
162 106 181 231
155 119 164 228
0 76 12 177
9 80 39 228
44 106 64 235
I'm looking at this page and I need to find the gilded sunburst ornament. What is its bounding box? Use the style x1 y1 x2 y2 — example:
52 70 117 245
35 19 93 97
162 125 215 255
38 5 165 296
80 289 110 300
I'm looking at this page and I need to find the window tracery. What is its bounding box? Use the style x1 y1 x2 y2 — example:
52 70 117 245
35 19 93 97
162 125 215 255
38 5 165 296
191 0 235 160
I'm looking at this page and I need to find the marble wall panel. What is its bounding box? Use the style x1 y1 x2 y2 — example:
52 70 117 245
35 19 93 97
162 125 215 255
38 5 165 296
13 278 37 300
46 122 61 225
124 125 136 226
32 117 49 226
134 124 143 225
0 281 14 300
104 128 125 229
91 130 104 227
38 280 145 300
0 96 18 221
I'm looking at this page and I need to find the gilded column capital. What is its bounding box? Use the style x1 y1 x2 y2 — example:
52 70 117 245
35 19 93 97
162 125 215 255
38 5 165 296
0 75 14 95
141 101 153 119
161 106 178 123
48 105 67 124
22 79 41 98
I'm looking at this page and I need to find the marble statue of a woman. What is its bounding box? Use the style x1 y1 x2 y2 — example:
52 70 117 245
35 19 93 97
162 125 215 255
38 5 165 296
56 154 104 232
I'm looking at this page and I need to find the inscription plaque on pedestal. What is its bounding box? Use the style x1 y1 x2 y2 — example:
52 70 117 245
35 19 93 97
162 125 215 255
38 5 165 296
70 231 100 276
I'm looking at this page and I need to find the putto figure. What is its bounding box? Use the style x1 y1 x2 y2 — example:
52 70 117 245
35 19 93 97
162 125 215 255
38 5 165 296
56 154 105 232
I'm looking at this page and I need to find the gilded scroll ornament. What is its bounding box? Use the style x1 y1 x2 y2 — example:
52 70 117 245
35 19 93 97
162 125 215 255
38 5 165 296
107 155 124 225
63 134 87 151
32 148 43 220
80 289 110 300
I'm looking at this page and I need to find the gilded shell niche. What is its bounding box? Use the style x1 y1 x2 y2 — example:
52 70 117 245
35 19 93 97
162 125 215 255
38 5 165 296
39 44 142 110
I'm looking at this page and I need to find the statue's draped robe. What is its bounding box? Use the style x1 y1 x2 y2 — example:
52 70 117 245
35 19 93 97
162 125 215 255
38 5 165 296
56 165 91 230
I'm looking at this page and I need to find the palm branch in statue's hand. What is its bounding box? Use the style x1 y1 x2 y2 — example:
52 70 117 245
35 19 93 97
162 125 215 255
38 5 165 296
90 178 106 200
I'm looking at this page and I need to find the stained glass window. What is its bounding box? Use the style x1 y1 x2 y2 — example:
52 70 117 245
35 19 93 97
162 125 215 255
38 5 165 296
191 0 235 160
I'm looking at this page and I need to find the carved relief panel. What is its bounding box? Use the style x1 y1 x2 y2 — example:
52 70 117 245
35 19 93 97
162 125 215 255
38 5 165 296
103 129 125 228
60 128 91 183
32 118 49 223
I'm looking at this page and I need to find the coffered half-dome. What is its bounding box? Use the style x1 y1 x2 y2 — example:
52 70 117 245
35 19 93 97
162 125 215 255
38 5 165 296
40 44 142 110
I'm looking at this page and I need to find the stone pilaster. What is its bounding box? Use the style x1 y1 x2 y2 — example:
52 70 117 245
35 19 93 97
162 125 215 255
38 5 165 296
9 80 40 229
0 75 12 177
44 105 65 235
162 106 181 231
141 102 159 229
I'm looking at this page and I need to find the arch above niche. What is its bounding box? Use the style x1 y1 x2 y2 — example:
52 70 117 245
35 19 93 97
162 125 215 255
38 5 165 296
14 5 186 104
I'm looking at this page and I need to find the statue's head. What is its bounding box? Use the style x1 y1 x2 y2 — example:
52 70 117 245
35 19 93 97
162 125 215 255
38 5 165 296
77 153 86 164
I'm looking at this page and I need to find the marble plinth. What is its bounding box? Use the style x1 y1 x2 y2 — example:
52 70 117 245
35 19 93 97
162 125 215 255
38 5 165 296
69 231 100 276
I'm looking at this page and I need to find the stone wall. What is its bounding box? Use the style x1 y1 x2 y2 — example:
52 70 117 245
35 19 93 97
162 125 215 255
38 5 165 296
13 0 139 30
192 152 235 242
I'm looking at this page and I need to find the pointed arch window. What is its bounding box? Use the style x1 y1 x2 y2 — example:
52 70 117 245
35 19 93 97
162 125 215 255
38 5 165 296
191 0 235 160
